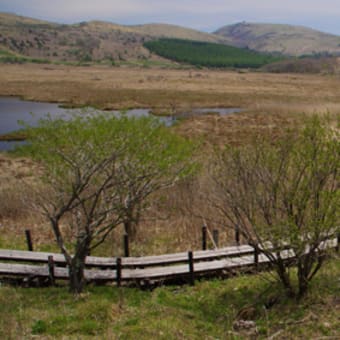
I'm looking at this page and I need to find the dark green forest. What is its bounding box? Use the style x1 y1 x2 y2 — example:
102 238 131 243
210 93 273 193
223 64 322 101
144 38 283 68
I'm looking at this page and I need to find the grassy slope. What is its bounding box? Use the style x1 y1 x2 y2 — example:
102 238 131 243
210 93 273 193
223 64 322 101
215 22 340 56
0 257 339 339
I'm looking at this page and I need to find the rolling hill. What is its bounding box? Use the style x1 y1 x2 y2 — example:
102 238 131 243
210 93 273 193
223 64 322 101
215 22 340 56
0 12 230 63
2 12 340 66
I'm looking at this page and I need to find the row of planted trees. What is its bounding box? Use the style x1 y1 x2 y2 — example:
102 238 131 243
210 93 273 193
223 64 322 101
143 38 282 68
21 112 339 297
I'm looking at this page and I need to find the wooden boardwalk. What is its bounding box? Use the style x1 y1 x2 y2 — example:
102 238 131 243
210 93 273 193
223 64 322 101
0 237 338 287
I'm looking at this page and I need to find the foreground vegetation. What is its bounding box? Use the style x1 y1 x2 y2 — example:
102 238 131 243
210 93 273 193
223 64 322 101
144 38 283 68
10 111 335 297
0 257 339 339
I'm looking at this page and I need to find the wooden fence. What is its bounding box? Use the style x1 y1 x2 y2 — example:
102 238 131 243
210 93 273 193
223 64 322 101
0 235 338 287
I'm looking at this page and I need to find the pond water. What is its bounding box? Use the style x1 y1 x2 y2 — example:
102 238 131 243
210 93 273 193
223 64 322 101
0 97 157 151
0 96 241 151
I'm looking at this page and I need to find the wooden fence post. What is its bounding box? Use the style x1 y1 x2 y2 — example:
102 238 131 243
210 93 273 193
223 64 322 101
116 257 122 287
213 230 219 248
25 229 33 251
48 255 55 286
124 234 130 257
202 225 207 250
235 225 240 246
254 247 259 268
188 251 195 286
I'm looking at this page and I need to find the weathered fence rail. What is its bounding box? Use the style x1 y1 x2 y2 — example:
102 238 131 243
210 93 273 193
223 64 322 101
0 237 338 286
0 245 254 267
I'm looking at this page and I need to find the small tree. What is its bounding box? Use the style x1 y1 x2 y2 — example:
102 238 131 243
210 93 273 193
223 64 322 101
209 116 339 298
111 116 196 239
24 111 195 293
24 114 126 293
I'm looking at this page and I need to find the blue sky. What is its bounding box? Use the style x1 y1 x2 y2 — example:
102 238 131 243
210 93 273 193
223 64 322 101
1 0 340 35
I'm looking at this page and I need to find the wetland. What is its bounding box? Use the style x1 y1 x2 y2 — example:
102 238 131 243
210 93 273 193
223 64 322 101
0 95 242 150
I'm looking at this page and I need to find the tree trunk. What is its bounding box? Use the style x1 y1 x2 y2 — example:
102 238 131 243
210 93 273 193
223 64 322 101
69 257 86 294
124 220 137 242
297 280 309 300
276 260 295 298
68 240 90 294
69 258 85 294
297 264 309 300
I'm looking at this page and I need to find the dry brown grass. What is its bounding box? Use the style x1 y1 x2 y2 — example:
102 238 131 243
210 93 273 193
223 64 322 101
1 64 340 111
98 179 234 257
0 154 52 249
0 154 36 185
0 153 231 255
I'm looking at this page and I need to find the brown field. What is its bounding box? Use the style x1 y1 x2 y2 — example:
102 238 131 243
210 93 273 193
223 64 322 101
0 63 339 255
1 64 340 112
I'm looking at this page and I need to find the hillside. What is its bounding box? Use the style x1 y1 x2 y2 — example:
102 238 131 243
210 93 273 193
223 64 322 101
215 22 340 56
261 56 340 74
0 12 229 63
2 12 340 67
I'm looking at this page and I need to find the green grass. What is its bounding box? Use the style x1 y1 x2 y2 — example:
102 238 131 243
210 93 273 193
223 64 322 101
0 49 95 66
0 48 184 68
0 49 51 64
144 38 283 69
0 256 339 339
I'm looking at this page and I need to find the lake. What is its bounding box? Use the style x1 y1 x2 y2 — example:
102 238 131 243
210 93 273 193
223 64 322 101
0 96 242 151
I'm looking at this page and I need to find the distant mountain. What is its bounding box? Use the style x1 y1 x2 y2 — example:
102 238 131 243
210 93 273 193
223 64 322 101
215 22 340 56
0 12 230 63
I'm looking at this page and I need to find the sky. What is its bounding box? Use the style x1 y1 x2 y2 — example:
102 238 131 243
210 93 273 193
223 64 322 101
1 0 340 35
